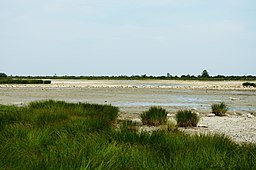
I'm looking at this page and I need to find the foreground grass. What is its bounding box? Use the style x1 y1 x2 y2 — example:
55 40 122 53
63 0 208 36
0 100 255 169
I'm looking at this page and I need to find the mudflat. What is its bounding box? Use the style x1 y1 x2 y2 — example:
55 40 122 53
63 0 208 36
0 79 255 113
1 79 256 143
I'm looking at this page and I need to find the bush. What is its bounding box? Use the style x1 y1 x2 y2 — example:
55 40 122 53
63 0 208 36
140 106 167 126
243 82 256 87
0 73 7 77
175 110 200 127
211 102 228 116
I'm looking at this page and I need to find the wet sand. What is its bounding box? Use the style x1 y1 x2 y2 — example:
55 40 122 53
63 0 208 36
1 79 256 143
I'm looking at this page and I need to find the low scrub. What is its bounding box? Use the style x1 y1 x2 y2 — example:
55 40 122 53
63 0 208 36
243 82 256 87
0 78 51 84
140 106 167 126
175 110 199 127
211 102 228 116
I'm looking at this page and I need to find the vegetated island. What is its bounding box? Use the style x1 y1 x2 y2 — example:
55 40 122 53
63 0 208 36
0 73 51 84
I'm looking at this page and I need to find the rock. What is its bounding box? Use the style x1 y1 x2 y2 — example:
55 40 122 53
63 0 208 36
167 117 177 126
194 112 200 116
192 108 197 111
208 113 215 117
247 114 255 118
13 102 25 107
131 118 143 126
229 97 239 101
167 113 173 117
197 124 208 128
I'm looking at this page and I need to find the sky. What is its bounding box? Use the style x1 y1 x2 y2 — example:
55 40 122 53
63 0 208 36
0 0 255 76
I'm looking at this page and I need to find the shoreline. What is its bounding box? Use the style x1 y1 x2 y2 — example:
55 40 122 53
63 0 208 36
1 79 256 90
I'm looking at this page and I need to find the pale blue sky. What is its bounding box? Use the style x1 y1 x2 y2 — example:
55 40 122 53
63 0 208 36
0 0 255 76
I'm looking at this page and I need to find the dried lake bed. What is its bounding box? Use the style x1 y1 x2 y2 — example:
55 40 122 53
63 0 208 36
1 79 256 143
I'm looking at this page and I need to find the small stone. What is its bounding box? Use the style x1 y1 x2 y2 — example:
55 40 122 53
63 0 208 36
167 117 177 125
197 124 208 128
229 97 239 100
167 113 173 117
194 112 200 116
208 113 215 117
131 118 143 126
247 114 254 118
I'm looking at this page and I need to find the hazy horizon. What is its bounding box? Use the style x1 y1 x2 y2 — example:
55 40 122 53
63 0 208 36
1 0 255 76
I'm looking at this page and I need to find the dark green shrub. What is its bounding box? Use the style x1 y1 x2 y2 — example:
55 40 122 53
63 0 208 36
140 106 167 126
43 80 51 84
211 102 228 116
0 73 7 77
175 110 199 127
243 82 256 87
0 78 47 84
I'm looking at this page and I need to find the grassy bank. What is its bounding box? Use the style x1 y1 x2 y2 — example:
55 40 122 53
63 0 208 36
0 100 255 169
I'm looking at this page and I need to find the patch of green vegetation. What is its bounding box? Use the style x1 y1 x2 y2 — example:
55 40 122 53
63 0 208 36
0 78 51 84
0 101 255 169
140 106 167 126
175 110 200 127
211 102 229 116
243 82 256 87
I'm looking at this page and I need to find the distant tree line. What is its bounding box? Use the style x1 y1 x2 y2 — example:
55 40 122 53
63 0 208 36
2 70 256 81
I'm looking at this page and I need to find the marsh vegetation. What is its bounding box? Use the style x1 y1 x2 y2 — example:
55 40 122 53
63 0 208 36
140 106 167 126
211 102 229 116
0 100 255 169
175 110 200 127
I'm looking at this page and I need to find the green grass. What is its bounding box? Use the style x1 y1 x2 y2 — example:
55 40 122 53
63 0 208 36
175 110 200 127
140 106 167 126
0 100 255 169
211 102 229 116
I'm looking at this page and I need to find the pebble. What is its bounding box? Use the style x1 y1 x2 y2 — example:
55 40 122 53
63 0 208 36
197 124 208 128
131 118 143 126
208 113 215 117
247 114 255 118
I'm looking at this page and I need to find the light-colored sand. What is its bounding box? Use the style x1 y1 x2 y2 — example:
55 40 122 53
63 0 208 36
1 79 256 143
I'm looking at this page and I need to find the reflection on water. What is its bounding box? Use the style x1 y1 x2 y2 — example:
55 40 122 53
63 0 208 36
114 102 256 111
135 83 189 87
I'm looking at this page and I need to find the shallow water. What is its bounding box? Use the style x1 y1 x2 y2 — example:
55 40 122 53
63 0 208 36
0 80 256 113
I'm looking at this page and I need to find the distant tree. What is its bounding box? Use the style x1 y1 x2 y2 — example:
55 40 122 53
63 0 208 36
0 73 7 77
201 70 210 78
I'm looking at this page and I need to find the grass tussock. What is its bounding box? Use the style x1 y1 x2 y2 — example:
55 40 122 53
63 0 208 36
140 106 167 126
0 100 256 169
211 102 229 116
175 110 200 127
